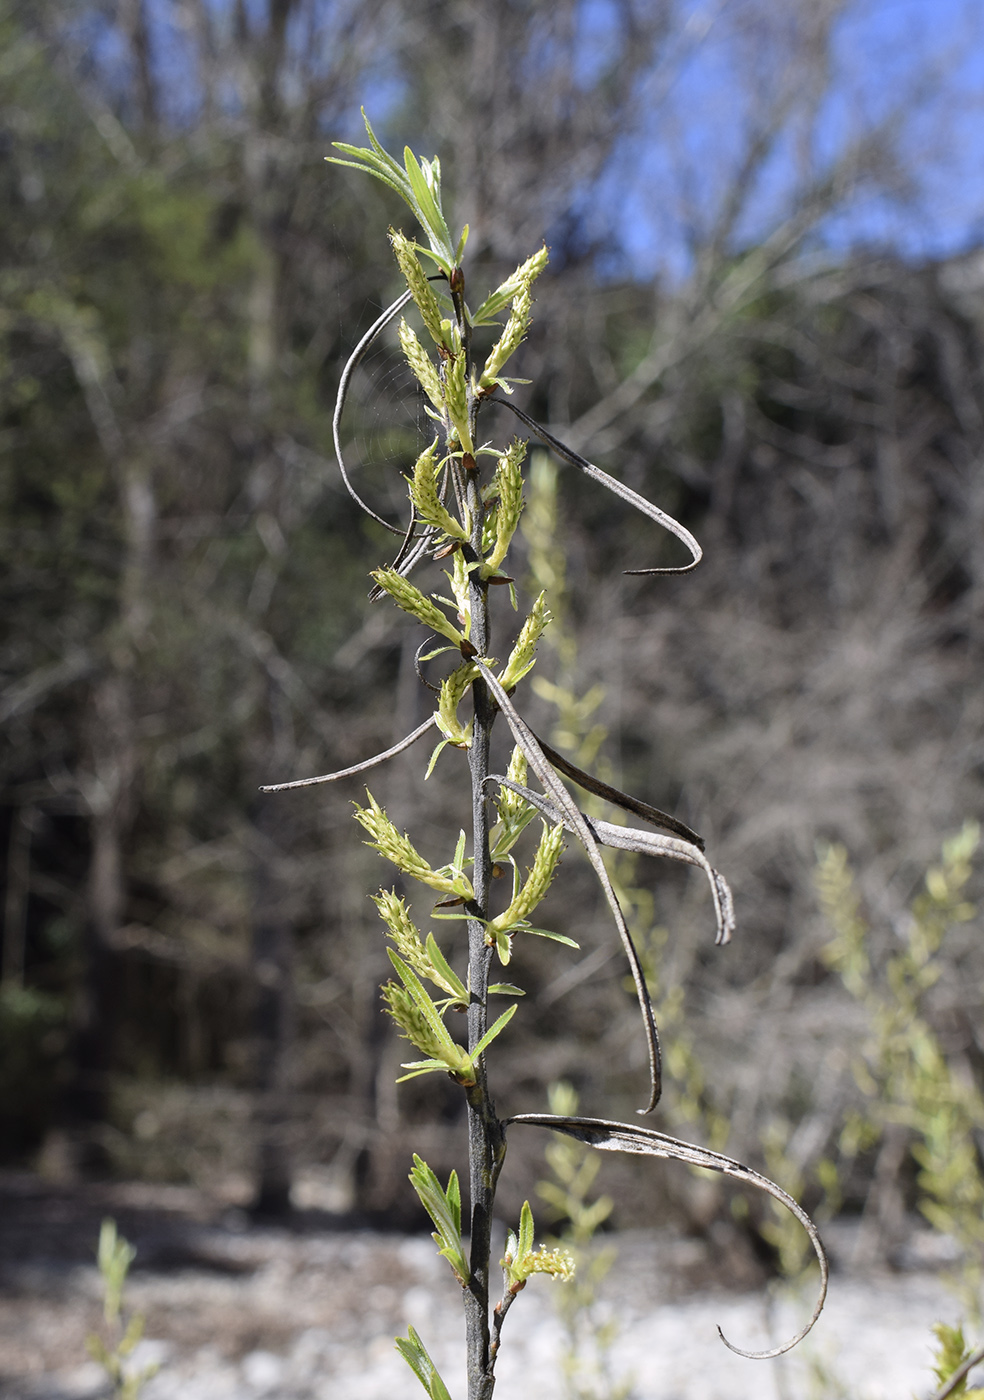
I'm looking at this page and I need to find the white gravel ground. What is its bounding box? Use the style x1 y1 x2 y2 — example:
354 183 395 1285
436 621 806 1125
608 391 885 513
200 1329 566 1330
8 1222 975 1400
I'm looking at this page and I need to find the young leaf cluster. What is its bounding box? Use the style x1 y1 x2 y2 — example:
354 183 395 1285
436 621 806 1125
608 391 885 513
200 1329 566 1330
502 1200 575 1294
409 1155 470 1285
931 1323 984 1399
490 746 539 861
395 1327 455 1400
86 1220 160 1400
329 111 464 274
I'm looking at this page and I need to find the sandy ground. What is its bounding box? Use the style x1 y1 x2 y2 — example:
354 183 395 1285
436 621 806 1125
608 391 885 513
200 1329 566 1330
0 1172 975 1400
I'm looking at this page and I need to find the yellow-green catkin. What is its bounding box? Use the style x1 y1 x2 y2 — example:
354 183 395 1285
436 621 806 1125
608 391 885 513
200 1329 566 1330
497 746 531 827
382 970 475 1084
383 981 462 1067
479 246 549 324
355 792 474 899
482 283 532 384
373 889 431 977
409 439 469 541
390 229 447 348
371 568 463 644
499 590 552 690
399 319 444 413
484 438 526 573
502 1200 575 1289
489 821 565 936
516 1245 575 1284
436 662 480 746
480 246 548 387
446 550 473 640
444 349 474 453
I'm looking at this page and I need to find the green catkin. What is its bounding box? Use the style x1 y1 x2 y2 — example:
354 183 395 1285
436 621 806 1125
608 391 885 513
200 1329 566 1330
488 821 565 937
480 248 550 388
409 439 469 541
373 890 431 977
444 349 474 453
436 662 480 746
482 283 532 385
499 590 553 690
370 568 464 644
398 319 444 413
355 792 474 899
390 229 448 347
484 438 527 573
477 245 549 324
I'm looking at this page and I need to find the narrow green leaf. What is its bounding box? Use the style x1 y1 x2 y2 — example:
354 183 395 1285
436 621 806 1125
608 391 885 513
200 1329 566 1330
387 949 457 1051
403 147 452 258
362 110 404 166
447 1169 461 1235
425 934 468 1001
326 155 408 200
395 1333 429 1389
518 1199 535 1258
410 243 455 276
356 111 414 193
396 1060 451 1081
425 737 451 779
523 926 580 947
488 983 525 996
329 141 406 185
472 1002 517 1059
453 829 468 871
395 1327 454 1400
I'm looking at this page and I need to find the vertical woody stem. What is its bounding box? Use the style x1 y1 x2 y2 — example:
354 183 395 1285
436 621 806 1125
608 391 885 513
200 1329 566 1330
457 266 505 1400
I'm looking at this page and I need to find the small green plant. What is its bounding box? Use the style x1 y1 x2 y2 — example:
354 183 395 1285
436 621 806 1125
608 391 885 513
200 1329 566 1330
263 112 828 1399
816 824 984 1396
537 1081 632 1400
817 823 984 1315
927 1324 984 1399
86 1219 159 1400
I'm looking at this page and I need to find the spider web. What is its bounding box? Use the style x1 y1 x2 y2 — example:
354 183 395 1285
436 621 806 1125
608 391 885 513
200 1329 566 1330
337 335 433 527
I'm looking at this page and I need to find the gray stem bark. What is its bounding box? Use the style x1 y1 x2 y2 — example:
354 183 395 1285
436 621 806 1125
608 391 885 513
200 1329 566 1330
459 273 506 1400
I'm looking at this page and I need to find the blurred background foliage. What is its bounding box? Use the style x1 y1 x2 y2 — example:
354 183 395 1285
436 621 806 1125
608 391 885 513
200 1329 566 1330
1 0 982 1290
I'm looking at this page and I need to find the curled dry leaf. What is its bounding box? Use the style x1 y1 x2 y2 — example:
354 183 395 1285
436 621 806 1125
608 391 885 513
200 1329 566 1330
475 659 663 1113
533 733 705 849
490 777 734 946
505 1113 828 1360
491 398 702 576
260 716 437 792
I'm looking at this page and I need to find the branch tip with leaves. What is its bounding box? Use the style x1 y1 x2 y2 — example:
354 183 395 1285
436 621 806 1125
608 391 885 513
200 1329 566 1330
284 117 829 1396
